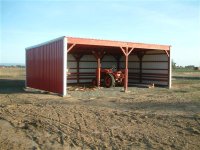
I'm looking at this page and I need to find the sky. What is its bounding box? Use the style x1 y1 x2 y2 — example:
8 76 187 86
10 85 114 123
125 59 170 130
0 0 200 66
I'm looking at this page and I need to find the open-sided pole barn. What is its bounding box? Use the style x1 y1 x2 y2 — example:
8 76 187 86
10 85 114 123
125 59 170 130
26 36 171 96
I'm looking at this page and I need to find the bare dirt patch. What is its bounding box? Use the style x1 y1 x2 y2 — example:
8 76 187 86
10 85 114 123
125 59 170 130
0 68 200 149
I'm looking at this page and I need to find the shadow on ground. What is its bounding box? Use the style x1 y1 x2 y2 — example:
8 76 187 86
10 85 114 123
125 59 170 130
0 79 63 96
0 79 25 94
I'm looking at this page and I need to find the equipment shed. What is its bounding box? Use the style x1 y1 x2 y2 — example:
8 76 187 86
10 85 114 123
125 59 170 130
26 36 171 96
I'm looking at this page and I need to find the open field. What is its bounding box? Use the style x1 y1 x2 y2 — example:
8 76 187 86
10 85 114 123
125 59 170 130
0 68 200 149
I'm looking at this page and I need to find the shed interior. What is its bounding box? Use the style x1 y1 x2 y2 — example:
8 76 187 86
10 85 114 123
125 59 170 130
67 38 170 91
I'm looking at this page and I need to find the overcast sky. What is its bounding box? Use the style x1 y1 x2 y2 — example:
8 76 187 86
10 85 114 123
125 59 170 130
0 0 200 66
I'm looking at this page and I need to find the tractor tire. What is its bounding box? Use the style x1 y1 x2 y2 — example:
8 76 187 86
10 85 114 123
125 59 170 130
104 74 115 88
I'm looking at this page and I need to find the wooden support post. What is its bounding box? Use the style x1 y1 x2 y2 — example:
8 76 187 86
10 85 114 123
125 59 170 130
120 46 134 92
164 49 171 88
77 61 80 84
73 54 83 84
168 50 171 88
97 58 101 87
136 51 145 84
92 51 106 87
125 53 128 92
139 58 142 83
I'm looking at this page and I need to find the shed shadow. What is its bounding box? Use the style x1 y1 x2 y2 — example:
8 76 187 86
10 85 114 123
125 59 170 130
0 79 25 94
0 79 44 95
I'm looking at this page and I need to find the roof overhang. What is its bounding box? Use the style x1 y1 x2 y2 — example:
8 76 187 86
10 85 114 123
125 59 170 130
67 37 170 51
25 36 170 53
67 37 170 55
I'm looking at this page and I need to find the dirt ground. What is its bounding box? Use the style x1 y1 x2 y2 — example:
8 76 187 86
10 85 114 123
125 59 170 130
0 68 200 150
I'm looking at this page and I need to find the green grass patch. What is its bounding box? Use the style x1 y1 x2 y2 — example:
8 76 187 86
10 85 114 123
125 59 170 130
173 68 200 72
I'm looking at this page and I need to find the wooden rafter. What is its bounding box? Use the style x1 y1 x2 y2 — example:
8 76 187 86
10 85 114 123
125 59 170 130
92 50 106 59
72 53 83 61
120 47 126 56
127 47 134 55
164 50 169 57
136 51 146 60
120 47 134 56
67 44 76 52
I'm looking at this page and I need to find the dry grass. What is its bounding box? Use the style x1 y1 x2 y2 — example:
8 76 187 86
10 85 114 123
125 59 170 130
0 67 25 79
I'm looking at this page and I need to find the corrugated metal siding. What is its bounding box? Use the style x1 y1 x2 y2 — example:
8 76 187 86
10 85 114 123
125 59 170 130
142 51 168 85
68 51 168 85
128 55 140 83
26 40 64 94
66 51 169 86
79 55 96 83
119 52 168 85
67 54 77 83
101 55 116 69
67 55 119 84
67 54 97 84
120 54 140 83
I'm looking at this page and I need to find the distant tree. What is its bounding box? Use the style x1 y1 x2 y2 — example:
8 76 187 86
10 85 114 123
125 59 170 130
185 65 195 69
172 59 176 69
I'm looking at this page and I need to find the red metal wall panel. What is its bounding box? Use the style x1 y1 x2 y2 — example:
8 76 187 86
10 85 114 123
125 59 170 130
26 40 64 95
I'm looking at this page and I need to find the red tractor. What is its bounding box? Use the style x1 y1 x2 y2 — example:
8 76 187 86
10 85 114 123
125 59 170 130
92 67 125 88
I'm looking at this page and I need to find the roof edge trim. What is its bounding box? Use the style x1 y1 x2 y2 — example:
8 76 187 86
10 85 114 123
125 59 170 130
67 37 170 51
67 37 171 48
25 36 66 50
